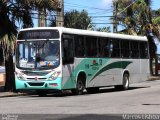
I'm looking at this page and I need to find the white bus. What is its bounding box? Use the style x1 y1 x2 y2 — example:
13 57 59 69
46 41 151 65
15 27 150 96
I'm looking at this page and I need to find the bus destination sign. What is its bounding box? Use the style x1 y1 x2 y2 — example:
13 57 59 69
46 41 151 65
18 30 59 40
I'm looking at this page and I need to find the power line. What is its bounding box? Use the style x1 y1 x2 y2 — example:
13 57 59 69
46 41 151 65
64 8 113 14
31 12 113 19
91 23 116 24
64 2 112 12
88 10 113 15
91 16 113 18
117 0 137 15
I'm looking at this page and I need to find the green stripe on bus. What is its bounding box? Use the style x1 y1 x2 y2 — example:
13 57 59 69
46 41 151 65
63 59 132 89
90 61 132 81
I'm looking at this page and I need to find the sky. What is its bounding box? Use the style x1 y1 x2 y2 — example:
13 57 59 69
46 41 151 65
64 0 160 31
32 0 160 30
64 0 114 29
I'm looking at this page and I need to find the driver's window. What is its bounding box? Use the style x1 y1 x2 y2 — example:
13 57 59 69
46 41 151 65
62 34 74 64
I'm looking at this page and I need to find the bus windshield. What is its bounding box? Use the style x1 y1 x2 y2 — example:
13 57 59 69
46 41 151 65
16 40 60 70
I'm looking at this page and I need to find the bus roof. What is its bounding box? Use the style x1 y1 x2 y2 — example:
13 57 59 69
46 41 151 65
19 27 147 41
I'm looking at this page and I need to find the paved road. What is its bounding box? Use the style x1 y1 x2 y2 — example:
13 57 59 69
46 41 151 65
1 80 160 119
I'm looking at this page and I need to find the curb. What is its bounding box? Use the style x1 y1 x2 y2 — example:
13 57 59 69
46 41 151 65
0 92 27 98
148 76 160 81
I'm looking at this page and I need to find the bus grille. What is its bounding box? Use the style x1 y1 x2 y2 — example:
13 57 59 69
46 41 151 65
28 82 44 86
27 78 47 81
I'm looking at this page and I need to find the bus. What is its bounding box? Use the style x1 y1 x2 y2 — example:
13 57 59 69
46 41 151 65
15 27 150 96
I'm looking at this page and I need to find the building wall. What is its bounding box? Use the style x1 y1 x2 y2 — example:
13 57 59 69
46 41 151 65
0 73 5 86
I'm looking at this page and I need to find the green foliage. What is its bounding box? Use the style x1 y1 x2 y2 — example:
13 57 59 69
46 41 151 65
116 0 154 35
153 17 160 24
96 27 111 32
63 10 92 30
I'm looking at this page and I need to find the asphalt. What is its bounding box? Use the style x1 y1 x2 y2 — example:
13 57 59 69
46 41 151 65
0 76 160 98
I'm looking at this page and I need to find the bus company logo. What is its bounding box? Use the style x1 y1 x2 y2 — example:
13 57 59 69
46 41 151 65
90 60 100 70
35 77 38 80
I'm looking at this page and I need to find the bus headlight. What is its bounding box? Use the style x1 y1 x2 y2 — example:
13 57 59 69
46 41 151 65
15 72 25 80
48 71 61 80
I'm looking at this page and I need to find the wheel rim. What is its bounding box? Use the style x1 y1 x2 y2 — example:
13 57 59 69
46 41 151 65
77 80 84 94
123 74 129 89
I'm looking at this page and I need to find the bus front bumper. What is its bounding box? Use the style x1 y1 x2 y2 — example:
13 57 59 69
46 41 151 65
15 77 62 90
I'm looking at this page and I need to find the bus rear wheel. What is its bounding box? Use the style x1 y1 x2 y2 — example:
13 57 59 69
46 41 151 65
115 73 129 90
71 77 85 95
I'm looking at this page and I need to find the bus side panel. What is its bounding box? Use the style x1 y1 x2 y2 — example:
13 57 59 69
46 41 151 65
140 59 150 81
62 64 76 89
125 59 141 84
82 58 115 88
90 59 120 87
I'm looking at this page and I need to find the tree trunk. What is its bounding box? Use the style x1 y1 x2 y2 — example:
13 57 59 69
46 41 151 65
155 55 159 75
147 36 157 76
149 58 153 75
4 55 15 92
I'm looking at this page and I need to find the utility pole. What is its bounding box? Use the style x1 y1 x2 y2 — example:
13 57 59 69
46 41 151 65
113 0 118 33
38 9 47 27
56 0 64 27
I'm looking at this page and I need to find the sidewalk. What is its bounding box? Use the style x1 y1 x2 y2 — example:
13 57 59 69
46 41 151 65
0 86 26 98
0 76 160 98
148 76 160 81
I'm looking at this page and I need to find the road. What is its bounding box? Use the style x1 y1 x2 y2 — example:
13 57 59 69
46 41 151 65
1 80 160 119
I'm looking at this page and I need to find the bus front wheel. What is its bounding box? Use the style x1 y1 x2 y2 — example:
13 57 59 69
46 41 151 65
71 77 85 95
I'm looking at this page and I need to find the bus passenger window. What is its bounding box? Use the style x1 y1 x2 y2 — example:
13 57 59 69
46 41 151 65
106 40 113 57
130 41 139 58
75 36 85 57
111 39 120 58
121 40 130 58
86 37 97 57
140 42 148 58
98 38 109 57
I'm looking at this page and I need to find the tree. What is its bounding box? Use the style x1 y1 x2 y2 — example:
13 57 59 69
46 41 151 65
50 10 93 30
115 0 160 75
96 27 111 32
153 9 160 24
0 0 59 92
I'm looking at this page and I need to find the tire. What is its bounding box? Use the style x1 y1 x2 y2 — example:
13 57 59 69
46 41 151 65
71 77 85 95
36 90 47 97
122 73 129 90
114 73 129 90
